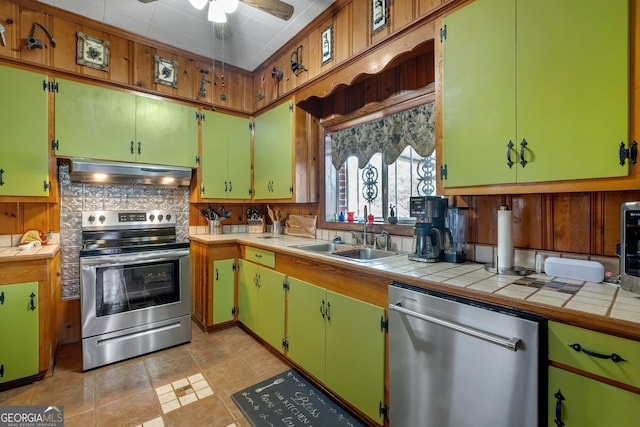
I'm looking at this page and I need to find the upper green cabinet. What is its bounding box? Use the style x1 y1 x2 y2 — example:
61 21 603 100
201 112 251 199
253 99 293 199
441 0 630 187
0 65 49 197
0 282 39 384
54 78 198 168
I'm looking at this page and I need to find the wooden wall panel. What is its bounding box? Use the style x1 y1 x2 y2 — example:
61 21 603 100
0 203 20 234
351 0 369 54
307 26 322 81
551 193 592 254
19 8 52 66
418 0 444 16
335 3 351 64
511 194 544 249
0 2 19 59
107 34 131 85
132 42 154 89
394 0 416 30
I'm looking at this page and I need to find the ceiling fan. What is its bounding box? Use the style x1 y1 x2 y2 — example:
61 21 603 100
137 0 294 22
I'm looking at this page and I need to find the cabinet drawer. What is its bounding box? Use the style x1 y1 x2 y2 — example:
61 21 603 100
244 247 275 268
549 321 640 388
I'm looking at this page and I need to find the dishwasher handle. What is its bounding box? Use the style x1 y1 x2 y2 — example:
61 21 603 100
389 302 522 352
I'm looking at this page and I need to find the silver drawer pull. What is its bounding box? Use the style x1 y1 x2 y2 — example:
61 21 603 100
389 302 521 352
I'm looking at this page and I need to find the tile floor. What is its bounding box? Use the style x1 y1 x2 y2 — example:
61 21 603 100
0 324 291 426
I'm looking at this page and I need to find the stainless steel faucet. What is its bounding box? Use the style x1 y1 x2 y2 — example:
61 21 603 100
363 205 368 246
376 230 391 251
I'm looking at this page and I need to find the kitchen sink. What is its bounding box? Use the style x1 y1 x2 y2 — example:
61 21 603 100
295 242 400 262
331 247 399 261
295 242 352 252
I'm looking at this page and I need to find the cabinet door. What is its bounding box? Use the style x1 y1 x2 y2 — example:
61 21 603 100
212 259 235 324
325 291 385 423
442 0 516 187
287 277 327 381
201 112 231 198
226 116 251 199
135 96 198 168
201 112 251 199
237 260 259 332
0 282 39 383
0 65 49 197
256 267 286 353
516 0 629 183
54 78 136 162
254 100 293 199
549 366 640 426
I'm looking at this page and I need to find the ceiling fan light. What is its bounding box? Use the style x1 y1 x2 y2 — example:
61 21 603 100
189 0 208 11
222 0 239 14
208 2 227 23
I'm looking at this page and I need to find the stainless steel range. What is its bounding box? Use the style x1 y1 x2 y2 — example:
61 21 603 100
80 210 191 371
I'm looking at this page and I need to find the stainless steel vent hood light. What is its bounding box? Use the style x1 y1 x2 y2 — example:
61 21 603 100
66 158 192 187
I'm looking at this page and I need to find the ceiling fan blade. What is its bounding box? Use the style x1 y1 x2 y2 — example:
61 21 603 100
241 0 294 21
137 0 157 3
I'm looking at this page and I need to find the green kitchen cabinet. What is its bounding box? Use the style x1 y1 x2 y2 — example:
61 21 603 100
54 78 198 168
212 258 235 325
0 282 39 383
549 366 640 426
287 277 385 423
253 99 293 199
441 0 629 187
237 259 286 352
201 112 251 199
0 65 49 197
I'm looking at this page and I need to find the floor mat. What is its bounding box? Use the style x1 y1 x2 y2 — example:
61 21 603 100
231 370 365 427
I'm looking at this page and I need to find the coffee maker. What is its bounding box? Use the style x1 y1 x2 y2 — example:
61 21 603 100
409 196 447 262
621 202 640 294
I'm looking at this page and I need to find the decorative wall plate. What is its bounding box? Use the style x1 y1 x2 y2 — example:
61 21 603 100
371 0 389 34
77 32 110 71
154 55 179 88
321 24 333 65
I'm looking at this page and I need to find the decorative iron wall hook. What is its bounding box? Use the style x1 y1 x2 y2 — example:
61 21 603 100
290 45 307 75
27 22 56 50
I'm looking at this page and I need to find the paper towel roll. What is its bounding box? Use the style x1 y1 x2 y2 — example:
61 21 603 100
497 206 513 270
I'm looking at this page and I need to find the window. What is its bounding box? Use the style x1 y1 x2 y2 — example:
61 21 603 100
324 101 436 224
325 144 436 223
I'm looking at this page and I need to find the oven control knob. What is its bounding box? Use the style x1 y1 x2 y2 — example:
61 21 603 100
158 214 164 222
87 215 95 223
166 214 172 221
98 215 105 223
149 214 155 222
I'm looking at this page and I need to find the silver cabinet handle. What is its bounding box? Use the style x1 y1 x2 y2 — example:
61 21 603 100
388 302 521 351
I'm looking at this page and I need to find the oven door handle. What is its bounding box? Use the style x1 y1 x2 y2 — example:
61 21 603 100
81 253 188 268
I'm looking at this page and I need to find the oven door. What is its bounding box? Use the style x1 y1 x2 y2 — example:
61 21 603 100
80 248 190 339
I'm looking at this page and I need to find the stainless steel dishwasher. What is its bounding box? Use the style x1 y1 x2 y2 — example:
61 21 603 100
388 282 546 427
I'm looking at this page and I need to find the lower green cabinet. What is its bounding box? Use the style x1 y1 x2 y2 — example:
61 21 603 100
237 260 286 352
549 366 640 426
0 282 39 383
287 277 385 423
212 259 235 325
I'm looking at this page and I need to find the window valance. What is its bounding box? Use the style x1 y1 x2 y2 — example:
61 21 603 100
329 102 435 170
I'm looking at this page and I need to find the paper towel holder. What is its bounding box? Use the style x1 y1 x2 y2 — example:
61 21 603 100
485 205 526 275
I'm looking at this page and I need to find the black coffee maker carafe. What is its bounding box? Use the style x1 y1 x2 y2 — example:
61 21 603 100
409 196 448 262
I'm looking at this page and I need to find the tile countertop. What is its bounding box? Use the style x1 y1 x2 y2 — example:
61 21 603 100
0 244 60 262
191 233 640 340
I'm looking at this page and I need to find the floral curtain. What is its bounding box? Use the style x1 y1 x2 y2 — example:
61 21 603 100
329 102 435 170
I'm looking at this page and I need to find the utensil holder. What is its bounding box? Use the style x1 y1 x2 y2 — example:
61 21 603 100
208 220 223 235
272 220 281 237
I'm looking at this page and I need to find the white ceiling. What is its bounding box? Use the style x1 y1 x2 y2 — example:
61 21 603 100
37 0 336 71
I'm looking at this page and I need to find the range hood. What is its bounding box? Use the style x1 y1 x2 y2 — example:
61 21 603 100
66 158 192 187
